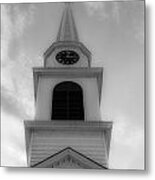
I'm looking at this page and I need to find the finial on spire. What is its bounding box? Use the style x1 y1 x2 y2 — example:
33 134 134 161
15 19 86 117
57 2 79 42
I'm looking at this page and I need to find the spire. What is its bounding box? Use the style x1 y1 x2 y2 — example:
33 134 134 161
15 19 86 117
57 2 79 42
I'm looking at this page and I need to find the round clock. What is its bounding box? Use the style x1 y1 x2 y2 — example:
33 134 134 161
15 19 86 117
56 50 79 65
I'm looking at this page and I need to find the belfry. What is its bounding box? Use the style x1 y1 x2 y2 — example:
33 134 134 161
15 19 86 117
24 3 113 169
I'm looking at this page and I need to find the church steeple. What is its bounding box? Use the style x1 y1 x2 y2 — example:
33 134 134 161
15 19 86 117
25 2 113 169
57 2 79 42
43 2 91 67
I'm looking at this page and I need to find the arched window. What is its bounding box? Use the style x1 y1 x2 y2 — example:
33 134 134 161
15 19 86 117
52 81 84 120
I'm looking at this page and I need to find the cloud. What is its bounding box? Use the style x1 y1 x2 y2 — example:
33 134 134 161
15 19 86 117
1 4 39 119
1 4 39 166
84 1 120 23
1 4 36 63
1 111 27 167
113 115 144 146
84 2 108 20
1 87 29 119
109 115 144 169
12 4 36 38
84 1 144 44
1 50 42 119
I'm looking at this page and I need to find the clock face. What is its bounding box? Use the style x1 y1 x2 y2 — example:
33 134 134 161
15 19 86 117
56 50 79 65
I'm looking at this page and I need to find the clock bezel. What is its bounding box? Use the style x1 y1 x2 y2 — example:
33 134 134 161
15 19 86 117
55 50 80 65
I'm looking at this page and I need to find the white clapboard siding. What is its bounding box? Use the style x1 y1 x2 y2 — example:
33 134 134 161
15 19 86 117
30 130 108 166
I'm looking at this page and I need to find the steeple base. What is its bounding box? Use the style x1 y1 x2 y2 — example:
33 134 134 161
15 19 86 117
24 120 112 168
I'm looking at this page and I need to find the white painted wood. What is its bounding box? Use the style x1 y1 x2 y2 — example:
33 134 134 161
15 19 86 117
35 77 101 121
28 129 108 167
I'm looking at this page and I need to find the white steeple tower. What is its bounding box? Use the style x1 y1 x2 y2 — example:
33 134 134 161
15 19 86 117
24 3 113 169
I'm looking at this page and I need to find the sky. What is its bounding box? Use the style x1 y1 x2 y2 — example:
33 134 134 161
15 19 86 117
1 1 144 169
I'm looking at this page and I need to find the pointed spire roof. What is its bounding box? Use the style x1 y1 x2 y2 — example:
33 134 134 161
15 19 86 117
57 2 79 42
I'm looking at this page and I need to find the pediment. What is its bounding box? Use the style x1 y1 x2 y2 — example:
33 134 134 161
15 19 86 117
32 147 107 169
45 154 88 169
